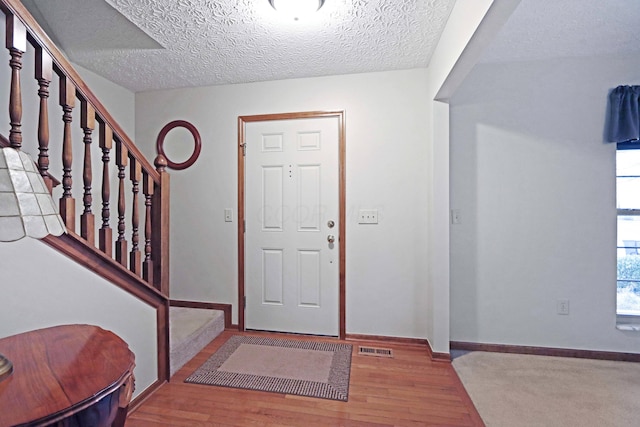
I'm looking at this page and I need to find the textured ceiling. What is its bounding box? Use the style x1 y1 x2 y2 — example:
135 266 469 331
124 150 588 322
23 0 456 92
481 0 640 63
23 0 639 93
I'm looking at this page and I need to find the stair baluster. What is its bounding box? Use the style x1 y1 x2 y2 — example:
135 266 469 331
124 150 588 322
130 157 142 276
115 139 128 268
35 46 53 192
6 14 24 150
143 171 154 283
81 101 95 246
99 124 113 257
58 75 75 230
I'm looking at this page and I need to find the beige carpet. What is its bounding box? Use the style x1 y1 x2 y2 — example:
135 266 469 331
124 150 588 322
185 335 352 401
170 307 225 376
453 351 640 427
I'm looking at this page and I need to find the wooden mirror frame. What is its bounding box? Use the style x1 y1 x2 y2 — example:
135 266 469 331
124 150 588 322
156 120 201 170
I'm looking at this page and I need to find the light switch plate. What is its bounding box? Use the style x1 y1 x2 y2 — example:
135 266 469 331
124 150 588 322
358 209 378 224
224 208 233 222
451 209 461 224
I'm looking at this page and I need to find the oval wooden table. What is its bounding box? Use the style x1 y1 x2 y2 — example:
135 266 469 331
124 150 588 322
0 324 135 427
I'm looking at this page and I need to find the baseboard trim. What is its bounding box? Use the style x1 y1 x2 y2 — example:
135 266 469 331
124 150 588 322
128 379 166 414
345 333 450 362
169 300 232 330
450 341 640 362
346 333 428 347
430 350 452 362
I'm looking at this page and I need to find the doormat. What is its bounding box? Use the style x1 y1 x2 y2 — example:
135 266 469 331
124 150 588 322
185 335 352 401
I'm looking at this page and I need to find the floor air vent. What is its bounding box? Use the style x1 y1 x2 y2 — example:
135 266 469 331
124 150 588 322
358 346 393 358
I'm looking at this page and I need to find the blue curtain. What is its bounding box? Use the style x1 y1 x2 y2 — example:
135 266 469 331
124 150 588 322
609 85 640 144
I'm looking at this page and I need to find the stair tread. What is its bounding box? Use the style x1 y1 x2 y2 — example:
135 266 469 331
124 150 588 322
169 307 225 377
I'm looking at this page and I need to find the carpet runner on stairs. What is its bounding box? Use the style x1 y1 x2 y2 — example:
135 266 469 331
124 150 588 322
169 307 225 377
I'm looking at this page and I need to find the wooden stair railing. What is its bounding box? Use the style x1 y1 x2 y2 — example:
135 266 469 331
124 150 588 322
0 0 171 385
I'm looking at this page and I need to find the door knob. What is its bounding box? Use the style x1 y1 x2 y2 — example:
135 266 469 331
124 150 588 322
327 235 335 243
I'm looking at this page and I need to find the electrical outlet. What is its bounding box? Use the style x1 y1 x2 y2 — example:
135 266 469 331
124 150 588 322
557 299 570 315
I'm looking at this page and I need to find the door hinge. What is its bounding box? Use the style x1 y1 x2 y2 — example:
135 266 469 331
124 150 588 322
243 295 246 308
240 143 246 156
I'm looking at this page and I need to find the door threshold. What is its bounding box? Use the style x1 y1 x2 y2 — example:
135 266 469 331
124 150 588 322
244 328 340 339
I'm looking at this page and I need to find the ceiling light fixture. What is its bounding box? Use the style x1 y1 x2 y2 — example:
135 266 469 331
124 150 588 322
268 0 325 21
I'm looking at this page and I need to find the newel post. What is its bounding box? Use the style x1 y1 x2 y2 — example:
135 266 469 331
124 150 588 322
152 154 170 297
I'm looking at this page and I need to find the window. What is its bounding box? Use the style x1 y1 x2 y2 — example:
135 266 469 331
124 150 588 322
616 147 640 315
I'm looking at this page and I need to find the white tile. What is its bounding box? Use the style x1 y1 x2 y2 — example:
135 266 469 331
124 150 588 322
44 214 66 236
0 193 20 216
3 148 22 169
9 169 30 192
36 193 57 215
0 169 14 191
16 193 40 215
23 215 48 239
19 151 37 172
0 216 25 241
27 172 46 194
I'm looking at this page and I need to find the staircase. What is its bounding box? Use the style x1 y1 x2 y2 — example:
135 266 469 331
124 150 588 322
0 0 171 390
169 306 225 376
0 0 232 396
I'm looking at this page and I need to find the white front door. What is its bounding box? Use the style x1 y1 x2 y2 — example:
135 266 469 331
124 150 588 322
244 116 340 336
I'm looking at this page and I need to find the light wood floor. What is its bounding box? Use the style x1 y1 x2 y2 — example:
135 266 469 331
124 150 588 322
127 330 484 427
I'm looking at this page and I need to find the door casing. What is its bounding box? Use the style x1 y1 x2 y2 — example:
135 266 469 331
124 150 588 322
237 111 346 338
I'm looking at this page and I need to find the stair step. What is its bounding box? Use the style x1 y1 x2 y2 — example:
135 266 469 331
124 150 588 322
169 307 225 377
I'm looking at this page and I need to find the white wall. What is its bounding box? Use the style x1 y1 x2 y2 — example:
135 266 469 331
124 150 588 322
135 69 431 338
73 62 136 138
0 239 158 395
0 0 516 356
424 0 519 353
450 55 640 353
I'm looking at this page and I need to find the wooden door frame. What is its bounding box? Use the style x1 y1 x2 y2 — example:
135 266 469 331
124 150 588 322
237 110 346 339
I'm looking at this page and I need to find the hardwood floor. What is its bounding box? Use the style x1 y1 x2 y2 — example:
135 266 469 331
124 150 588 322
127 331 484 426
